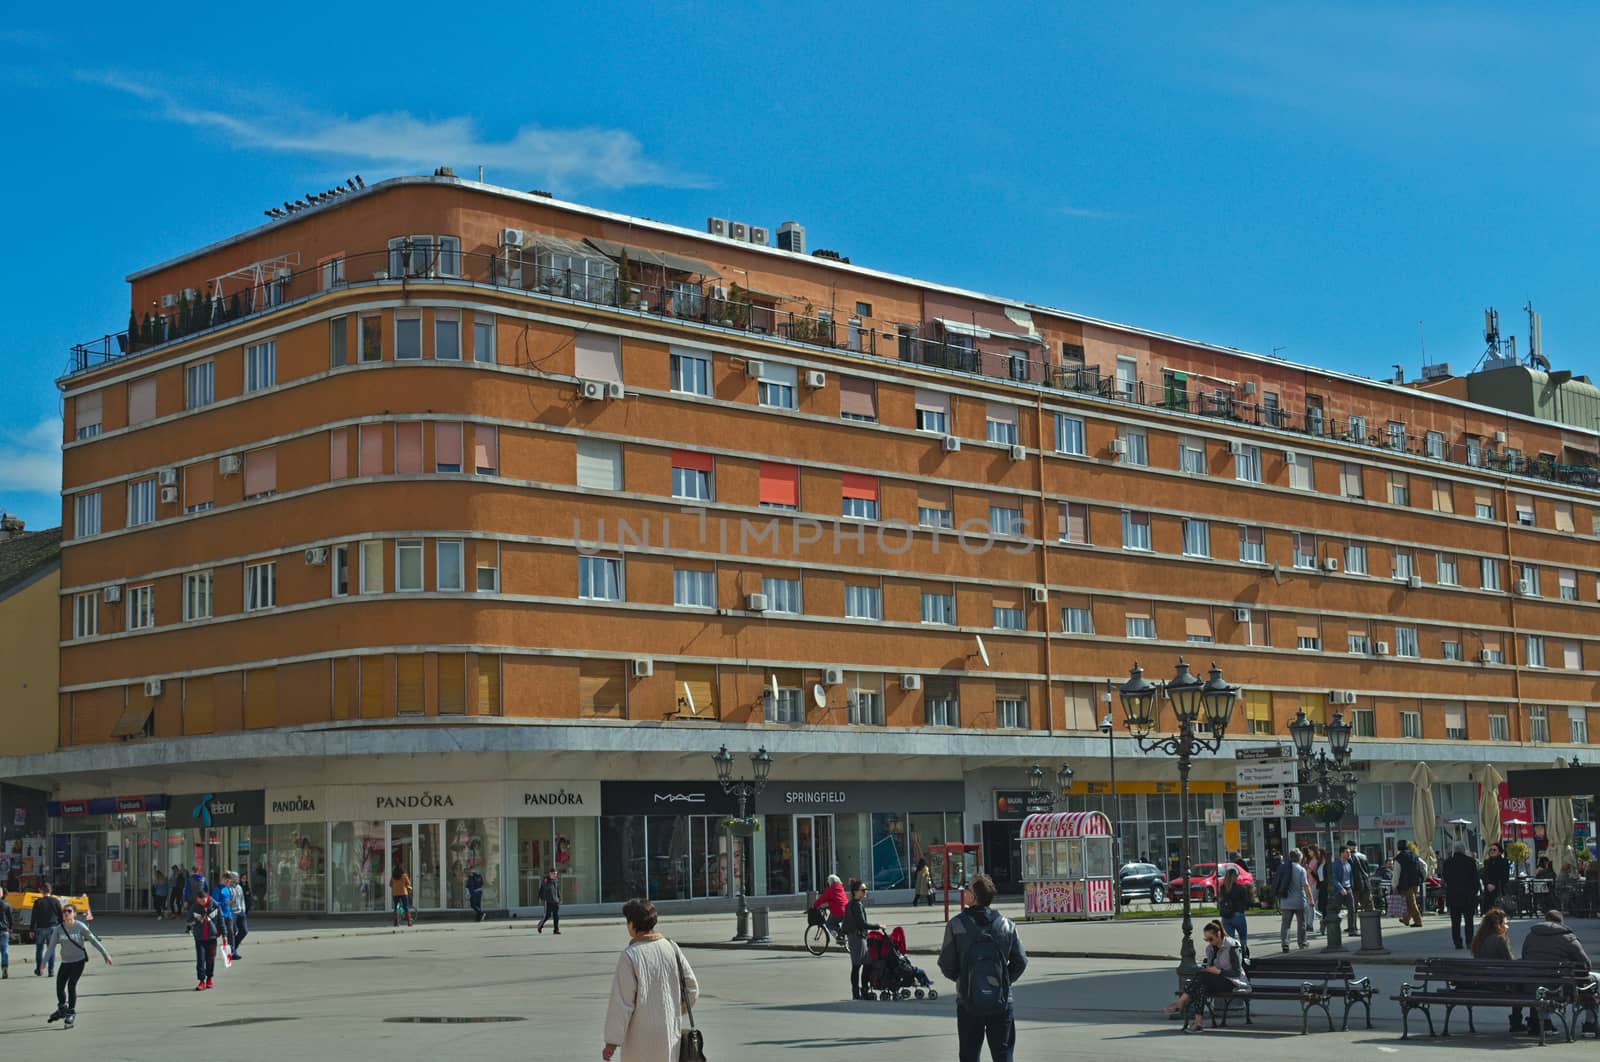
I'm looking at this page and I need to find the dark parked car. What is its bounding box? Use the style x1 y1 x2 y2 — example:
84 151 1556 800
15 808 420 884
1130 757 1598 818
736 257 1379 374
1119 862 1168 903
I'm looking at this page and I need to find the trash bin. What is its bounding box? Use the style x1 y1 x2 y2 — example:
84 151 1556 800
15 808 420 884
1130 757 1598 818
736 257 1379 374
749 906 771 944
1358 909 1388 954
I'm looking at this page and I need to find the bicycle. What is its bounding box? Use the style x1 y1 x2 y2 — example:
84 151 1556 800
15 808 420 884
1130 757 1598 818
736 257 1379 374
804 906 846 956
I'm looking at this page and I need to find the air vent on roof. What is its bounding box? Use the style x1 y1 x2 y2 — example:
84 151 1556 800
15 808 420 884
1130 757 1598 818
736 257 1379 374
1420 362 1453 381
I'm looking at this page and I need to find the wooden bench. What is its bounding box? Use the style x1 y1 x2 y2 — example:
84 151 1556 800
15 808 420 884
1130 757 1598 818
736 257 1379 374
1203 956 1374 1034
1390 958 1597 1045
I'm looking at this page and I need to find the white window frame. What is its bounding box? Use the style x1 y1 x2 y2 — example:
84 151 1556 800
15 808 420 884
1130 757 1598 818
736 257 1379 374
578 555 624 601
395 314 423 360
1442 641 1462 661
1181 519 1210 558
1239 526 1266 564
127 479 156 527
992 606 1026 631
996 697 1029 730
1481 558 1502 591
185 361 214 409
1524 635 1545 668
244 561 277 612
1344 543 1367 575
395 540 424 593
476 542 500 592
1233 444 1261 483
1292 532 1317 570
1289 453 1314 491
989 505 1024 537
918 506 952 529
766 686 803 724
986 416 1019 446
845 584 883 620
921 592 955 625
1395 626 1419 658
925 689 959 727
1119 428 1148 466
244 341 276 392
74 492 101 538
917 407 948 434
758 379 796 410
1572 709 1589 745
72 591 98 639
1121 510 1151 552
126 584 154 631
182 571 213 621
764 576 802 615
473 313 496 363
841 496 880 520
1126 614 1156 639
1489 715 1509 741
1178 436 1206 475
1347 633 1370 655
433 312 462 361
1392 551 1415 581
1530 706 1550 744
1063 607 1094 635
1400 711 1422 739
670 351 711 396
671 465 714 502
673 569 717 608
1436 552 1458 586
1055 415 1086 455
436 540 464 592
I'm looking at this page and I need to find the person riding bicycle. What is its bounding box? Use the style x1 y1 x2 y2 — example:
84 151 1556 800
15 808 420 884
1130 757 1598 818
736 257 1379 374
813 874 848 937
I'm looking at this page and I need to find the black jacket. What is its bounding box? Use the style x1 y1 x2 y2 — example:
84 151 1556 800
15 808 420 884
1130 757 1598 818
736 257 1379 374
1523 922 1592 971
31 895 61 929
1218 882 1252 919
937 906 1030 1005
537 877 560 904
0 899 10 932
842 897 877 938
1482 855 1511 893
1395 850 1425 890
1440 853 1480 901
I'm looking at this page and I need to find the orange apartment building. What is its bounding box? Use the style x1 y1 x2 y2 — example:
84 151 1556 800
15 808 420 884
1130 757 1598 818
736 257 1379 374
5 172 1598 915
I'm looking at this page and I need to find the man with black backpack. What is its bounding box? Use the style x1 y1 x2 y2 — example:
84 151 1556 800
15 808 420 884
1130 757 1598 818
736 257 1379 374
938 873 1028 1062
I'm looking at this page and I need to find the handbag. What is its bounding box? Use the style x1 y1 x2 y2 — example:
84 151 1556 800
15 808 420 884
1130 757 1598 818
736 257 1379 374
672 942 707 1061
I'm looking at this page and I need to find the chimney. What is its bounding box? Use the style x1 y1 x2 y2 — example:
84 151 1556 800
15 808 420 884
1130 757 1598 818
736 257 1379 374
0 513 24 541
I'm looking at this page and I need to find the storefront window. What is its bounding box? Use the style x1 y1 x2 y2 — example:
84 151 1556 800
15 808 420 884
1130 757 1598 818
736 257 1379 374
553 817 598 904
835 813 867 886
872 813 908 889
647 816 690 901
445 818 501 909
601 817 646 902
907 813 948 869
331 820 386 912
251 823 325 912
765 815 794 894
514 818 554 906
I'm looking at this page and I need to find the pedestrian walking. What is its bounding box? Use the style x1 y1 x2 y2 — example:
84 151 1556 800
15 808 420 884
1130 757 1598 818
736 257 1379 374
189 890 224 991
842 879 885 1001
1481 843 1511 914
1272 849 1314 951
1394 840 1426 927
1329 845 1357 936
1164 919 1248 1032
537 868 562 934
1470 909 1522 1033
390 864 414 928
1439 843 1481 949
1217 866 1251 954
44 904 109 1028
210 873 236 957
1351 849 1374 912
913 859 933 907
937 872 1028 1062
168 865 186 917
0 886 11 978
152 870 168 920
466 868 485 922
31 882 62 977
1263 848 1283 911
601 898 699 1062
1521 911 1599 1036
226 871 248 959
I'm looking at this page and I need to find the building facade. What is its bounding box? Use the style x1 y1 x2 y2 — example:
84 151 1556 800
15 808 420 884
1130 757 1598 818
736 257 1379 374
8 174 1599 913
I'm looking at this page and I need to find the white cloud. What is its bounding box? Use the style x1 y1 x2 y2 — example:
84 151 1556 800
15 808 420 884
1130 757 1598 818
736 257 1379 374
80 71 703 192
0 417 62 495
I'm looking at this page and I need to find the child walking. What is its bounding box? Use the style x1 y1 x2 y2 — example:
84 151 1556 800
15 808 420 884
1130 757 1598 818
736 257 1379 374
47 905 111 1028
189 890 225 990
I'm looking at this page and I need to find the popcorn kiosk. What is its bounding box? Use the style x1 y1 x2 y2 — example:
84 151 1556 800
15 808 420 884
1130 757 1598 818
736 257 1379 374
1020 811 1116 920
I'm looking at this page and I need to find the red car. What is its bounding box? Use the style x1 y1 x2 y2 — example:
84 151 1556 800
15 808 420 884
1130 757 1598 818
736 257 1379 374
1174 862 1254 902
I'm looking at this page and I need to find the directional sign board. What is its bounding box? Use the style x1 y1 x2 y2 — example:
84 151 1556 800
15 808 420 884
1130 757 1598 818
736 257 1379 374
1237 760 1299 787
1237 785 1300 819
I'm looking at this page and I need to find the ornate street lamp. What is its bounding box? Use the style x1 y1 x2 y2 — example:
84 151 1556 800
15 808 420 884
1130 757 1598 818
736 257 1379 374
712 744 773 940
1290 710 1355 952
1026 763 1074 809
1117 659 1239 977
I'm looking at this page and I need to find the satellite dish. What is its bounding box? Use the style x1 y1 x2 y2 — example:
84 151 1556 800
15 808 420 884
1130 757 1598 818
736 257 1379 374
812 684 827 709
975 634 991 668
681 682 697 716
770 674 780 704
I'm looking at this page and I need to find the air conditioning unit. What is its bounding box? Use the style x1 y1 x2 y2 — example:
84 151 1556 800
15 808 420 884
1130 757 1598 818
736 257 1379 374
157 468 178 487
744 360 765 378
1284 451 1298 466
706 218 730 238
1109 438 1129 456
373 271 390 281
102 585 122 604
606 381 625 399
143 679 163 698
159 486 178 504
161 293 177 308
304 547 328 566
729 222 749 241
1242 381 1257 395
1478 649 1493 663
1407 575 1423 589
900 674 922 691
711 284 729 300
1323 557 1339 572
745 593 769 612
749 226 770 246
1030 587 1048 604
218 455 242 476
942 435 962 453
1375 641 1392 656
1231 607 1251 622
1516 579 1533 596
1494 430 1507 444
822 667 844 686
500 228 523 248
1009 445 1026 461
1326 690 1358 705
804 370 826 388
579 379 609 401
631 659 654 678
1226 440 1245 456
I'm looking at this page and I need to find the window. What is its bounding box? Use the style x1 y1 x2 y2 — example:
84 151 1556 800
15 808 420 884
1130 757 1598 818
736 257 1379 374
841 473 879 520
72 592 98 639
1444 706 1464 740
848 677 886 726
1387 421 1407 450
1243 693 1272 735
1292 532 1317 570
1481 558 1502 591
472 314 496 363
128 378 156 426
1474 490 1494 520
920 590 954 625
182 571 212 621
756 362 797 409
1297 621 1320 651
1117 428 1148 466
1519 564 1541 596
1115 356 1137 399
765 576 802 614
434 312 461 360
1572 708 1589 744
1239 526 1265 563
915 389 949 434
1466 438 1482 467
1436 553 1459 586
395 540 423 592
1289 453 1313 490
576 439 623 491
1430 480 1455 513
1345 414 1366 442
1344 543 1367 575
1178 436 1206 475
1185 611 1214 643
1353 709 1376 737
671 450 714 501
1388 471 1410 506
243 447 277 499
766 677 804 724
1482 642 1505 664
1560 569 1578 601
1059 502 1089 544
1514 494 1535 526
670 350 710 395
1125 613 1156 639
839 376 877 422
332 545 351 596
1121 510 1151 551
395 314 422 359
1007 350 1030 381
127 479 156 527
1530 706 1550 744
992 606 1025 631
74 492 100 537
245 562 277 611
1395 626 1419 658
996 693 1029 729
1566 642 1583 670
1056 415 1086 455
185 361 214 409
1555 501 1575 533
126 584 154 631
244 342 276 392
673 569 716 608
1392 550 1415 581
1442 640 1462 661
1347 632 1371 655
473 425 498 475
436 541 464 591
1233 444 1261 483
1340 463 1364 499
328 316 349 367
359 315 382 362
320 255 345 289
918 504 953 529
1425 431 1445 459
985 403 1019 446
990 505 1024 536
360 540 384 593
845 585 882 620
75 391 102 439
1181 519 1210 558
578 555 623 600
434 422 463 473
925 680 959 727
1063 607 1094 634
1523 635 1545 668
1489 715 1509 741
1400 711 1421 739
476 542 499 592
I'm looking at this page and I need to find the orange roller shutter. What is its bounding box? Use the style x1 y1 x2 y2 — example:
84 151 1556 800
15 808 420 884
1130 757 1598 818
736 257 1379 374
276 661 331 726
841 472 878 501
438 655 466 713
676 664 716 718
183 676 214 734
396 654 424 713
244 667 277 728
129 378 156 425
476 654 500 714
579 661 626 717
360 656 386 717
474 425 498 474
77 390 102 432
672 449 714 473
360 424 384 475
396 423 423 474
917 484 951 511
185 462 214 507
574 334 622 383
435 422 463 470
759 463 799 507
244 447 277 497
330 429 349 479
1066 503 1088 542
111 689 153 737
1185 611 1213 639
839 376 877 419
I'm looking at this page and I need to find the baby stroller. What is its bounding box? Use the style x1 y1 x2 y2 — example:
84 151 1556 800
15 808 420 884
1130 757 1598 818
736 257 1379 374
863 927 938 1001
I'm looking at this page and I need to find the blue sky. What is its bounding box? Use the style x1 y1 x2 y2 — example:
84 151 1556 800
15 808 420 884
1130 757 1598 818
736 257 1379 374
3 4 1597 529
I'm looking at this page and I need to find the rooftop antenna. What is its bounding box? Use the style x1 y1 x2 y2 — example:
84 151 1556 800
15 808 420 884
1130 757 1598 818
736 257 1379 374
1524 301 1549 371
1418 320 1425 362
478 165 485 183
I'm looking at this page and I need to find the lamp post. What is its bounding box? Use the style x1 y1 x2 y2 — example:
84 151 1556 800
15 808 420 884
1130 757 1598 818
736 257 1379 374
1117 659 1240 976
1026 762 1074 809
1289 709 1355 952
1100 707 1123 913
713 744 773 940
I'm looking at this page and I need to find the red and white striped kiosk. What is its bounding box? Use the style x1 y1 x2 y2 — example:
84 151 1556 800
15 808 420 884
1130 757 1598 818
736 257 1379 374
1020 811 1116 920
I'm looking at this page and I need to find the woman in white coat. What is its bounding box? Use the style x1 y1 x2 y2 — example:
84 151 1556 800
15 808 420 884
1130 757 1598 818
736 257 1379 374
603 898 699 1061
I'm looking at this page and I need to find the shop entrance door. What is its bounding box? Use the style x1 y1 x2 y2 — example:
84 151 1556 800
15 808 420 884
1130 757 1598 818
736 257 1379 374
387 822 443 909
793 815 835 895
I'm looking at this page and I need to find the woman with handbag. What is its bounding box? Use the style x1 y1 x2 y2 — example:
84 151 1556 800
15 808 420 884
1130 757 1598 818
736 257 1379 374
604 898 702 1060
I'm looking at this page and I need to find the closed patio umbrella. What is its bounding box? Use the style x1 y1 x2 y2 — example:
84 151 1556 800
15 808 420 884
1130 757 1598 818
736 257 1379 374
1478 763 1503 855
1410 762 1438 874
1547 756 1576 875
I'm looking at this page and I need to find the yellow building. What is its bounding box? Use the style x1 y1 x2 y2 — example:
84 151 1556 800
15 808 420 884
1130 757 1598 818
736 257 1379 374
0 521 62 756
